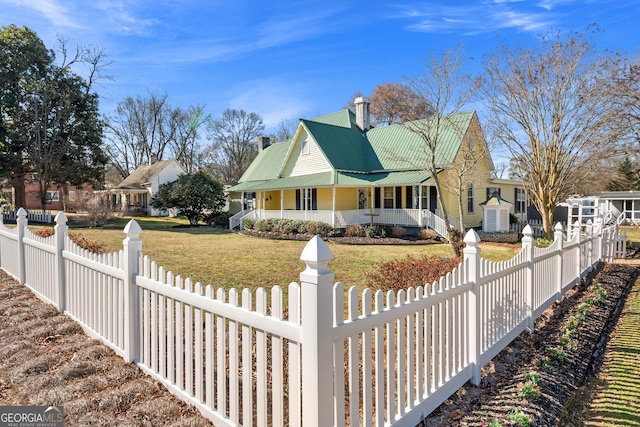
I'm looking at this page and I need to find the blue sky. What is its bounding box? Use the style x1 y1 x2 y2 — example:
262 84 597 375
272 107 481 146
2 0 639 133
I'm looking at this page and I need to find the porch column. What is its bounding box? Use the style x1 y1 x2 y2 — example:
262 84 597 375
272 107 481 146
281 189 284 219
418 185 423 227
241 192 245 211
332 187 336 227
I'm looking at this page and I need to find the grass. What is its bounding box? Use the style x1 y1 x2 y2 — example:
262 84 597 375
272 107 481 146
585 275 640 426
29 215 521 291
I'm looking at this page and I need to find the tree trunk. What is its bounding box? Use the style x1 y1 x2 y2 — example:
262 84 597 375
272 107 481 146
541 204 554 240
10 173 26 209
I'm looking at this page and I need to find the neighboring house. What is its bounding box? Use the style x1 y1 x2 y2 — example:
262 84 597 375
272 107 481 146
228 97 525 236
2 174 93 212
565 191 640 225
97 159 186 216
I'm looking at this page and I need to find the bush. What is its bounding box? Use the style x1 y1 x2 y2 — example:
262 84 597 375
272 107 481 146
391 226 406 238
345 224 365 237
33 228 104 253
251 218 339 238
242 218 255 230
365 254 459 292
419 228 439 240
203 211 232 228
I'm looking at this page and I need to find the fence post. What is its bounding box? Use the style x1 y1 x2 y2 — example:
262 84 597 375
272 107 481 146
586 220 593 272
16 207 27 285
463 229 482 385
573 221 582 278
554 223 564 301
54 212 68 313
521 225 535 332
300 236 334 427
123 219 142 364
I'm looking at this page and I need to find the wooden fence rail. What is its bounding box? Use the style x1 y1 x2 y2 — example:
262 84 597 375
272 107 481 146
0 207 627 427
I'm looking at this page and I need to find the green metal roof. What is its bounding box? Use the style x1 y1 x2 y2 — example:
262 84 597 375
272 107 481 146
232 108 477 191
238 138 292 182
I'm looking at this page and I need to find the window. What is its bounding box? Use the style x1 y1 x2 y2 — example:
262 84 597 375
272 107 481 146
486 186 501 200
47 191 59 203
300 139 310 155
68 191 76 201
467 184 475 214
515 188 526 214
383 187 394 209
295 188 317 210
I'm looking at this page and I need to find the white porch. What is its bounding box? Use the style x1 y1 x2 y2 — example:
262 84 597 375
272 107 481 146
229 208 449 238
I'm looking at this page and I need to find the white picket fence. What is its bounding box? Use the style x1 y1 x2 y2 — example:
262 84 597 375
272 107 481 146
0 208 627 427
2 209 52 224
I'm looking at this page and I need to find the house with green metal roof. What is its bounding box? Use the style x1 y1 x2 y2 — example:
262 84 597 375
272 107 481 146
228 97 526 236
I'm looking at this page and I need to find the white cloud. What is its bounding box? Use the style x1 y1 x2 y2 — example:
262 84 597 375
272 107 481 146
396 2 556 35
3 0 82 28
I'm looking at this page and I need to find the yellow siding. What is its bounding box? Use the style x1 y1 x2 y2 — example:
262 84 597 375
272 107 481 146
283 189 296 210
335 188 358 210
264 190 281 210
316 188 333 210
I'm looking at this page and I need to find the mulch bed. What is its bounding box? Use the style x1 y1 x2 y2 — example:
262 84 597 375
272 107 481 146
417 260 639 426
0 270 213 427
238 230 441 245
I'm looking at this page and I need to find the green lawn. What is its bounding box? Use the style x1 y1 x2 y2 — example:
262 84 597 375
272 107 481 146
586 275 640 426
35 215 520 291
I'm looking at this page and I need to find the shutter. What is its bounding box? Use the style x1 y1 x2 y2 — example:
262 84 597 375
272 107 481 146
514 188 519 213
312 188 317 210
296 189 301 210
395 187 402 209
374 187 381 209
405 186 412 208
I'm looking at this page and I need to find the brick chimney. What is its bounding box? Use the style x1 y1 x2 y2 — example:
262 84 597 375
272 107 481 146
354 96 371 131
257 136 271 152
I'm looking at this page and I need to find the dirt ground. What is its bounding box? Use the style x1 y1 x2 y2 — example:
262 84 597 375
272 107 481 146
0 269 213 426
1 258 637 427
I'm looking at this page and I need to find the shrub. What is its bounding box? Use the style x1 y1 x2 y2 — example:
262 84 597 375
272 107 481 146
203 211 231 228
345 224 365 237
242 218 255 230
524 371 540 385
305 221 339 237
365 254 459 292
251 218 338 238
507 410 531 426
419 228 439 240
34 228 104 254
516 381 540 400
364 225 377 238
391 226 406 238
534 237 554 247
548 346 566 362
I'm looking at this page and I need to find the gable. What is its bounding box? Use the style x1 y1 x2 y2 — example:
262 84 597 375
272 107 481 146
116 160 185 189
281 128 333 177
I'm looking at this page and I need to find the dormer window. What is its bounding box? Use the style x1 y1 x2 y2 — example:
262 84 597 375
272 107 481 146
301 139 310 155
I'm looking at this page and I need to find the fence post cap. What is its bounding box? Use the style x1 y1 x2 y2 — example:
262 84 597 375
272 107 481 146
300 235 333 264
16 207 27 217
463 228 480 244
554 222 564 232
522 224 534 237
54 211 68 225
123 219 142 238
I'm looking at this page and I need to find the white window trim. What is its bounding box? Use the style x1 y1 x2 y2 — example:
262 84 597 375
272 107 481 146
383 187 394 209
47 191 60 202
467 184 475 214
301 139 310 155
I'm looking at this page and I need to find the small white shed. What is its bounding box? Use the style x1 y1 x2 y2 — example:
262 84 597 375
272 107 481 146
480 191 513 232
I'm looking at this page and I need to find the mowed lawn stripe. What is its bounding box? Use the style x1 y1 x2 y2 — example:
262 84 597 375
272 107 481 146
586 274 640 426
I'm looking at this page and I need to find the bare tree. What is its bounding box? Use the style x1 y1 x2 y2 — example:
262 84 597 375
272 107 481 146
203 109 264 184
482 29 624 238
170 104 210 173
105 92 202 178
274 117 298 142
402 45 480 245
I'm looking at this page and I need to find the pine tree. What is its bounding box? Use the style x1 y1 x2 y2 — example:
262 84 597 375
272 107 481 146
605 158 640 191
